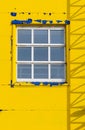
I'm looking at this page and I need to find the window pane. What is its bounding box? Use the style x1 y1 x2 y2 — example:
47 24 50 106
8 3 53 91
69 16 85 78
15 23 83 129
50 30 64 44
18 29 31 43
51 47 64 61
51 64 65 79
34 47 48 61
34 30 48 43
17 64 31 78
34 65 48 79
18 47 31 61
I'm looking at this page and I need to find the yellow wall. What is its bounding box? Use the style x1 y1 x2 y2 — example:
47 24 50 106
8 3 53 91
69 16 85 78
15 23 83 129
70 0 85 129
0 0 85 130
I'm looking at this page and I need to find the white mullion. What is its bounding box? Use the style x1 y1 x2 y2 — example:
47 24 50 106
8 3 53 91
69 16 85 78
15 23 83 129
16 28 18 80
48 29 51 80
17 27 64 30
32 29 34 79
31 29 34 61
17 78 65 82
17 44 65 47
63 28 65 80
16 61 65 64
64 28 65 62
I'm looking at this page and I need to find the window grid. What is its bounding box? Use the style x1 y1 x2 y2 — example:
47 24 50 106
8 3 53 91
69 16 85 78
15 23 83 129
17 27 66 82
48 29 50 80
32 29 34 79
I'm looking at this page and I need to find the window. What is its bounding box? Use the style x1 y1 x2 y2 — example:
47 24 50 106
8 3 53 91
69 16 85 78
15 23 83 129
17 27 66 82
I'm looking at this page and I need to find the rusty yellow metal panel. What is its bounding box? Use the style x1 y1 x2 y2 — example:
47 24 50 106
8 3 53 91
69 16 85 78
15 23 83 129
0 0 85 130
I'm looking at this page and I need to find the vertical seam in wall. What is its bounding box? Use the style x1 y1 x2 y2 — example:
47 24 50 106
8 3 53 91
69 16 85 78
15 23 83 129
10 24 13 87
67 0 71 130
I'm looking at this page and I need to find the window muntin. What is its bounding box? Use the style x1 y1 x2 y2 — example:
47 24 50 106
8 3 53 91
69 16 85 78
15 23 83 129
51 64 65 79
18 47 31 61
50 30 64 44
34 30 48 43
34 64 48 79
50 47 64 61
17 64 31 78
17 27 66 82
34 47 48 61
18 29 31 43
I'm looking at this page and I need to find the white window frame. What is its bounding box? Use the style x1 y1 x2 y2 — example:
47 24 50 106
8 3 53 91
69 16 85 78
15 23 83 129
16 27 66 82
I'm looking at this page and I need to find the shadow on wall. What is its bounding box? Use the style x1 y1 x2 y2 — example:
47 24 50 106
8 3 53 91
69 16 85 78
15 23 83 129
70 34 85 130
70 83 85 130
69 2 85 128
71 108 85 117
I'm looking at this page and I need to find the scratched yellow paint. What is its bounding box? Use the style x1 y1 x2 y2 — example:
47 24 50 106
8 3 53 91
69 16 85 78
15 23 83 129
0 0 85 130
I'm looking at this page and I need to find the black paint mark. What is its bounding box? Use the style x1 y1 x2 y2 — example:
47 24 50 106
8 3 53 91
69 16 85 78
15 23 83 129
49 13 51 15
0 109 3 112
43 12 46 15
0 109 8 112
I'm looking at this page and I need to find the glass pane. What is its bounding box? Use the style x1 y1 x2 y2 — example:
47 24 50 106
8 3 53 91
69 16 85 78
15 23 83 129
34 65 48 79
17 64 31 78
34 30 48 43
18 47 31 61
51 47 64 61
50 30 64 44
51 64 65 79
18 29 31 43
34 47 48 61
